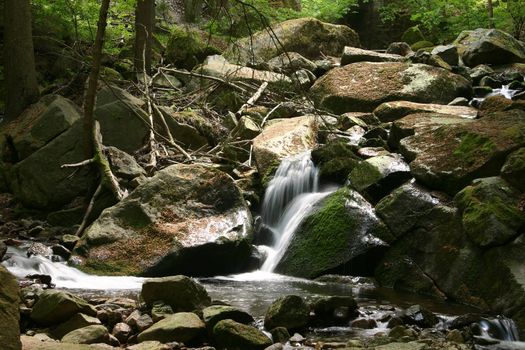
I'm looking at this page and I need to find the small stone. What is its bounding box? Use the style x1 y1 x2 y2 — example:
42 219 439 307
447 329 465 343
289 333 305 343
270 327 290 344
112 322 132 343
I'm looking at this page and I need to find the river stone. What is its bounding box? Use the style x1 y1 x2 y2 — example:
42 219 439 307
311 141 361 184
373 101 477 122
112 322 132 343
431 45 459 66
61 325 109 344
398 109 525 194
455 177 524 247
311 296 358 325
454 28 525 67
127 341 171 350
137 312 205 343
341 46 405 65
31 290 97 326
51 313 101 339
252 116 317 179
311 62 472 113
203 305 255 331
74 164 252 276
213 319 272 350
375 342 428 350
264 295 309 331
226 17 359 65
0 266 21 350
401 304 439 328
141 275 211 311
276 187 393 278
348 154 412 203
267 52 317 73
501 148 525 192
387 42 413 56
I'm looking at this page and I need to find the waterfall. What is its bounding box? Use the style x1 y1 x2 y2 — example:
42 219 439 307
258 152 334 273
478 316 520 341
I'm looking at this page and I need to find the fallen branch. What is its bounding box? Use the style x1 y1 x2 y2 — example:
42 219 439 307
235 81 268 119
160 67 247 93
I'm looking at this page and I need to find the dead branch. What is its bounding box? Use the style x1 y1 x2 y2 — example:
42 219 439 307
235 81 268 118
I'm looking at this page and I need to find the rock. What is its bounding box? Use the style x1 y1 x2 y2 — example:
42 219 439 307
74 164 252 276
252 116 317 178
448 97 470 106
270 327 290 343
470 64 495 84
152 73 182 89
454 28 525 67
351 318 377 329
137 312 205 343
127 312 154 333
165 25 221 70
264 295 309 331
341 46 405 65
311 62 472 113
27 242 53 258
31 290 97 326
431 45 459 66
157 107 214 150
398 109 525 194
338 112 369 129
232 116 261 140
401 26 426 45
276 187 392 278
447 329 465 343
291 69 316 89
202 305 254 331
226 18 359 65
501 148 525 191
455 177 524 247
141 275 211 311
265 344 284 350
386 42 413 56
348 154 412 203
411 40 434 51
0 266 21 350
373 101 477 122
0 240 6 260
213 319 272 350
61 325 109 345
112 322 132 343
375 342 428 350
151 302 173 322
267 52 317 73
400 305 439 328
311 141 361 184
126 341 171 350
311 296 358 325
105 147 146 180
52 313 102 339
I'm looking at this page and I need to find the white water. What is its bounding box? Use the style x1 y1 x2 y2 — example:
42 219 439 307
472 84 521 106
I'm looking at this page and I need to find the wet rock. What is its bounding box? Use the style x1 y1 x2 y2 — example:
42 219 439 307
351 318 378 329
202 305 254 331
267 52 317 73
431 45 459 66
213 319 272 350
341 47 405 65
141 275 211 311
276 187 392 278
51 244 71 260
26 242 53 258
348 154 411 203
446 329 465 343
137 312 205 343
270 327 290 343
311 141 361 184
112 322 132 343
0 240 6 260
226 18 359 65
454 28 525 67
151 302 173 322
311 296 358 325
358 147 391 158
51 313 101 339
60 234 80 250
31 290 97 326
501 148 525 191
389 325 418 340
373 101 477 122
401 305 439 328
61 325 110 344
0 266 21 350
455 177 524 247
264 295 309 331
311 62 471 113
74 164 252 276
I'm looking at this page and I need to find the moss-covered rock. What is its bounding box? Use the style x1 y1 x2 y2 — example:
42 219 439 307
51 313 101 339
137 312 205 344
61 325 109 345
203 305 254 331
276 188 393 278
213 319 272 350
401 26 426 45
311 62 472 113
373 101 477 123
501 147 525 191
311 296 358 325
165 25 221 70
455 177 524 247
264 295 309 331
31 290 97 326
411 41 434 51
0 266 21 350
141 275 211 311
311 141 361 184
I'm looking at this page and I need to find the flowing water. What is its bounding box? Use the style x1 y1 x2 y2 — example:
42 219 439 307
471 84 522 106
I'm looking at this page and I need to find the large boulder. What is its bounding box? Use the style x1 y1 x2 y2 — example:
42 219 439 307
61 325 109 345
137 312 206 343
51 313 101 339
213 319 272 350
311 62 472 113
141 275 211 311
264 295 310 331
165 25 221 70
0 266 21 350
252 116 317 179
31 290 97 326
341 46 406 65
74 164 253 276
373 100 477 122
203 305 255 331
454 28 525 67
275 187 393 278
226 17 359 65
398 110 525 194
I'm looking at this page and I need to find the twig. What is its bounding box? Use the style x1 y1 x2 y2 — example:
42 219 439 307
161 67 247 93
61 159 95 168
235 81 268 118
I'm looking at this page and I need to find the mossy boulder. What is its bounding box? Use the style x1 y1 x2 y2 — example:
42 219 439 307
165 25 221 70
141 275 211 311
264 295 309 331
431 45 460 66
203 305 254 331
31 290 97 326
501 147 525 191
51 313 101 339
311 296 358 325
373 101 477 123
226 17 359 65
311 141 361 183
401 26 426 45
74 164 252 277
61 325 109 345
454 28 525 67
411 41 434 51
311 62 472 113
137 312 206 344
0 266 21 350
276 188 393 278
455 177 524 247
213 319 272 350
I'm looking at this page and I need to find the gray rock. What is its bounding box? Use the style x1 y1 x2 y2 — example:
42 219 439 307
202 305 254 331
52 313 101 339
31 290 97 326
141 275 211 311
137 312 205 343
264 295 310 330
373 101 477 122
267 52 317 73
61 325 109 344
386 42 413 56
112 322 132 343
501 148 525 191
431 44 459 66
213 319 272 350
341 46 406 65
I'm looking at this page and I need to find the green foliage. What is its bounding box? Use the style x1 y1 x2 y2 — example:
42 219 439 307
300 0 360 22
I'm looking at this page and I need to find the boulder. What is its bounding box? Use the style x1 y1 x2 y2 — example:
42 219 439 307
454 28 525 67
400 305 439 328
348 154 412 203
31 290 97 326
311 141 361 184
386 42 413 56
202 305 255 331
501 148 525 191
141 275 211 311
264 295 309 330
112 322 132 343
74 164 253 276
165 25 221 70
275 187 393 278
341 46 405 65
311 296 358 325
137 312 206 343
401 26 426 45
267 52 317 73
311 62 472 113
0 266 21 350
375 342 428 350
431 44 460 66
213 319 272 350
373 101 477 122
226 17 359 65
61 325 109 344
252 116 317 178
455 177 524 247
51 313 101 339
398 110 525 194
127 341 171 350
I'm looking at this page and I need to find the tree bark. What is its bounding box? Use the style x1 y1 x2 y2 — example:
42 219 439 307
487 0 495 28
4 0 39 121
134 0 155 74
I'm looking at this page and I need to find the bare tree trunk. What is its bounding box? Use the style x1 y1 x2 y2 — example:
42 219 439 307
4 0 39 121
487 0 495 28
134 0 155 74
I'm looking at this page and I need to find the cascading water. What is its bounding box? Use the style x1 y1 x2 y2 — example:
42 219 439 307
471 84 522 106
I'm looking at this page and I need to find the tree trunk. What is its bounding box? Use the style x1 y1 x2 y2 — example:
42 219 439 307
184 0 202 23
134 0 155 74
4 0 39 121
487 0 495 28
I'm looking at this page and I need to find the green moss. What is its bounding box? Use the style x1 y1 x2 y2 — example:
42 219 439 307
411 41 435 51
78 259 140 276
165 26 220 70
453 132 495 164
348 161 382 192
401 26 426 45
261 159 282 188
